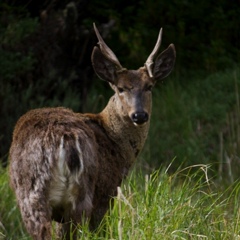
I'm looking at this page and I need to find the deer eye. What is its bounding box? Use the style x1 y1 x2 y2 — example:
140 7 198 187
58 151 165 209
145 85 153 92
117 87 124 93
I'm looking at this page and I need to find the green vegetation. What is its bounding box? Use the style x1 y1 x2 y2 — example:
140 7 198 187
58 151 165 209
1 164 240 239
1 0 240 163
143 67 240 181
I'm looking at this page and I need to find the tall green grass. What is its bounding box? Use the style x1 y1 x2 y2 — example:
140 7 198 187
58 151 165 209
1 165 240 239
0 167 27 239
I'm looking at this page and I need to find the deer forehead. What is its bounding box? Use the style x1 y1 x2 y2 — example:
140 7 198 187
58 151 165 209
116 68 154 89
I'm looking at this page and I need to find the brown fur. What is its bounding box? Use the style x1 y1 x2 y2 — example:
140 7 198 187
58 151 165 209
9 96 149 239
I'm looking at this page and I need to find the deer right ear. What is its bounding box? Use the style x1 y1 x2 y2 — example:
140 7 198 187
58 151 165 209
91 46 117 83
153 44 176 80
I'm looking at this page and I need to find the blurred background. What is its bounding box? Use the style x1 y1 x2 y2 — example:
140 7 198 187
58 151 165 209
0 0 240 182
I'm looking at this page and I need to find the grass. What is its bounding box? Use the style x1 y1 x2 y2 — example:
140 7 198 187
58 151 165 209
1 165 240 239
1 66 240 239
0 167 25 239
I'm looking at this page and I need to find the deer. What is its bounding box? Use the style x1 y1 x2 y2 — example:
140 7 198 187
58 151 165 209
9 23 176 240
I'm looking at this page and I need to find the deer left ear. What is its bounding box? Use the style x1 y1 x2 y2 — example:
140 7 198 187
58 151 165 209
153 44 176 80
91 23 123 84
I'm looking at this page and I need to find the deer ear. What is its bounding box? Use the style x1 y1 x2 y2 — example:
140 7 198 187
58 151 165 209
91 46 118 84
153 44 176 80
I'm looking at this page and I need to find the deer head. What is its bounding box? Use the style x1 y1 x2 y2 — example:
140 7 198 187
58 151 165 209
91 23 176 125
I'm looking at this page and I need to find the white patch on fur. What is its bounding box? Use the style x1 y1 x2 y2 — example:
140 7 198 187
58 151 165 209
74 137 84 182
49 136 84 211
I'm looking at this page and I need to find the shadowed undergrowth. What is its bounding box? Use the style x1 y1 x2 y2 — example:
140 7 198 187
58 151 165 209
143 67 240 181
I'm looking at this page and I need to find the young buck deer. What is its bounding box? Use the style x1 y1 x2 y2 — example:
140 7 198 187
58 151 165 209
9 23 175 239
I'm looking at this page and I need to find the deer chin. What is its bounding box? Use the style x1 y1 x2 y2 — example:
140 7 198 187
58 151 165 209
133 121 148 127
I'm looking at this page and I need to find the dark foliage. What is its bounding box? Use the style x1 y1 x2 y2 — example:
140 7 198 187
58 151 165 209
0 0 240 164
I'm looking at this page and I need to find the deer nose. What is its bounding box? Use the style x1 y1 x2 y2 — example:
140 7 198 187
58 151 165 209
131 112 149 125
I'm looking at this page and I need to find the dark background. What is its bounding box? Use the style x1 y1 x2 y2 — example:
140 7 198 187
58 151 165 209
0 0 240 166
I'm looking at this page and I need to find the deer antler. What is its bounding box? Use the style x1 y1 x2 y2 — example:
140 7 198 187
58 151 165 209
93 23 122 69
144 28 163 78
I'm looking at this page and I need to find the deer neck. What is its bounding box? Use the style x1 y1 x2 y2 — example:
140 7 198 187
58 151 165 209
99 94 151 162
